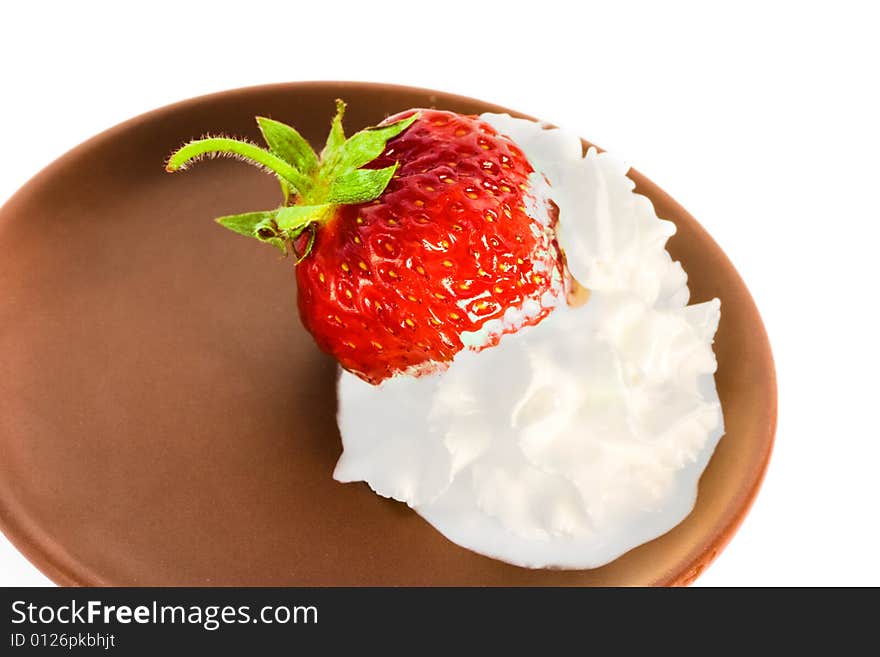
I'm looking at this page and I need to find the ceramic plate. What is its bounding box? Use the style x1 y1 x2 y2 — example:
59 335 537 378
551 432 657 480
0 82 776 585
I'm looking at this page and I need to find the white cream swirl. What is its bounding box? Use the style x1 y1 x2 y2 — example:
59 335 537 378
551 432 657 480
333 115 724 569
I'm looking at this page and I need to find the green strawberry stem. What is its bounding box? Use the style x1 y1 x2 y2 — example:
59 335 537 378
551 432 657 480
165 137 312 192
165 100 418 257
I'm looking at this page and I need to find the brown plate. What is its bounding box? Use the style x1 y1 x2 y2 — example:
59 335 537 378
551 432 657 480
0 82 776 586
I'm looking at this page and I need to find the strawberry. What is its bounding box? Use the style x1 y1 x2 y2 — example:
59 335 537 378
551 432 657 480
167 101 562 384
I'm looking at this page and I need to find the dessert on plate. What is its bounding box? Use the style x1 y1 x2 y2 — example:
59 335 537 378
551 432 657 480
166 101 723 569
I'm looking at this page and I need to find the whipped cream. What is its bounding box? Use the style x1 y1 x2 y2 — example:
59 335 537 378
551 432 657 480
334 114 724 569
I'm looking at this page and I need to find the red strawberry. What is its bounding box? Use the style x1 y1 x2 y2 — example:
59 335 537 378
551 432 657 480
167 101 563 384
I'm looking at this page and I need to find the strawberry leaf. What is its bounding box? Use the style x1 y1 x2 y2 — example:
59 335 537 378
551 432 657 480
215 210 273 237
262 236 288 254
257 117 319 175
166 99 420 263
275 204 333 232
328 113 418 175
215 211 287 253
325 164 399 204
321 99 347 161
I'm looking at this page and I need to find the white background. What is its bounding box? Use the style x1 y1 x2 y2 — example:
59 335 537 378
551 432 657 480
1 1 877 587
